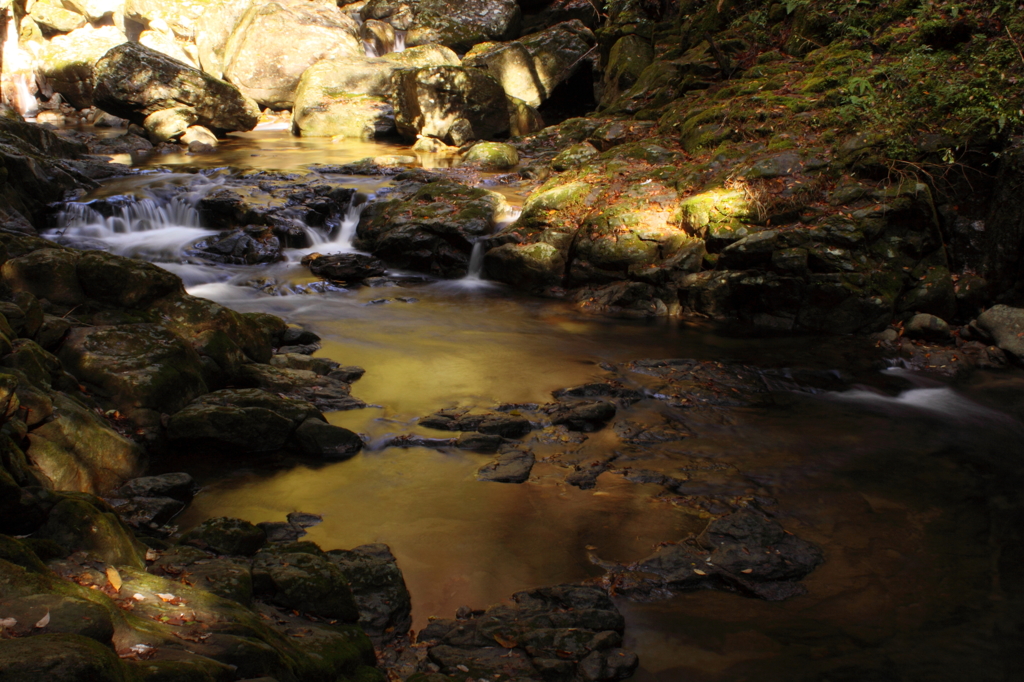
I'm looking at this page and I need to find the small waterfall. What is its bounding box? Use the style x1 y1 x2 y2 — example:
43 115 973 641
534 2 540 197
332 194 370 250
48 197 217 260
465 242 485 280
393 30 407 52
363 40 380 58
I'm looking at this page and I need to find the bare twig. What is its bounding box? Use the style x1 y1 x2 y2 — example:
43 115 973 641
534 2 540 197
1007 26 1024 66
704 32 735 79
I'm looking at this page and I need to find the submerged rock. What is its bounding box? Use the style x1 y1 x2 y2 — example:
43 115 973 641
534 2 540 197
477 449 535 483
306 252 388 283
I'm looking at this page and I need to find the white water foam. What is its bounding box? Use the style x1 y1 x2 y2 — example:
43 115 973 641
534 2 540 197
47 198 219 260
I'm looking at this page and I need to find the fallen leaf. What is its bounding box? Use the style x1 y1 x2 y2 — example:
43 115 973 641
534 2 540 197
35 611 50 628
0 617 17 629
741 568 754 574
133 593 146 601
456 664 470 672
145 549 158 562
156 593 177 602
693 569 707 576
106 567 123 592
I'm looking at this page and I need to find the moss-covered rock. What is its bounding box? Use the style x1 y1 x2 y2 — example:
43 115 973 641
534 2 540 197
36 494 146 568
461 141 520 170
253 543 360 622
165 388 321 452
58 324 209 426
0 633 130 682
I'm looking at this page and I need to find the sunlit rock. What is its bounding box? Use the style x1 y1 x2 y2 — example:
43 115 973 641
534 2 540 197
93 41 260 134
393 65 509 143
362 0 521 52
221 0 363 109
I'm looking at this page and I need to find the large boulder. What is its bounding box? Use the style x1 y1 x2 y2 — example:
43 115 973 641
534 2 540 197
291 44 460 138
0 634 131 682
976 305 1024 359
221 0 363 109
124 0 207 37
36 26 127 110
355 179 509 277
93 41 260 134
393 66 509 144
165 388 322 452
57 324 209 425
464 19 597 107
195 0 256 80
362 0 521 51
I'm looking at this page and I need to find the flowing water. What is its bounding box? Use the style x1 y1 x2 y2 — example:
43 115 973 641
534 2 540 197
56 130 1024 681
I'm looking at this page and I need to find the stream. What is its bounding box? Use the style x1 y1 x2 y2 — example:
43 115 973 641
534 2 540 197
50 127 1024 681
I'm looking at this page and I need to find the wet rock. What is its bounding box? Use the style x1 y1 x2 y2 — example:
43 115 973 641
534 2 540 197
976 305 1024 359
147 293 278 364
192 226 282 265
455 432 506 453
607 509 823 602
552 400 616 432
1 247 86 307
306 252 388 282
114 471 195 501
904 313 952 340
108 495 185 530
553 381 645 406
93 41 260 134
76 250 184 309
421 409 533 437
222 0 363 109
143 106 197 143
477 450 535 483
328 543 413 644
392 66 509 144
484 241 567 290
166 388 322 452
181 516 267 556
257 521 307 544
293 417 364 461
235 363 366 412
355 179 509 277
252 543 360 621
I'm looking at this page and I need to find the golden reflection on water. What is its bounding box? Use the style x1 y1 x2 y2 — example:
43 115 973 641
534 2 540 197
177 450 696 630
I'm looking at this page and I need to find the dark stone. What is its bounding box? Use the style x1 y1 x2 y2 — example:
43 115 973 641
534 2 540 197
552 400 616 431
293 418 364 461
307 252 388 282
93 41 260 133
114 472 197 502
328 543 413 645
477 450 535 483
252 543 360 621
180 516 267 556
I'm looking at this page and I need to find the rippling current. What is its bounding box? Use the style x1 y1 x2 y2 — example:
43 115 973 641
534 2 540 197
52 128 1024 682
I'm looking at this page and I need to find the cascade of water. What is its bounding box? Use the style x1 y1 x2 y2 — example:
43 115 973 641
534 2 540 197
464 241 485 280
332 195 370 250
363 40 380 58
48 196 217 259
393 30 407 52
